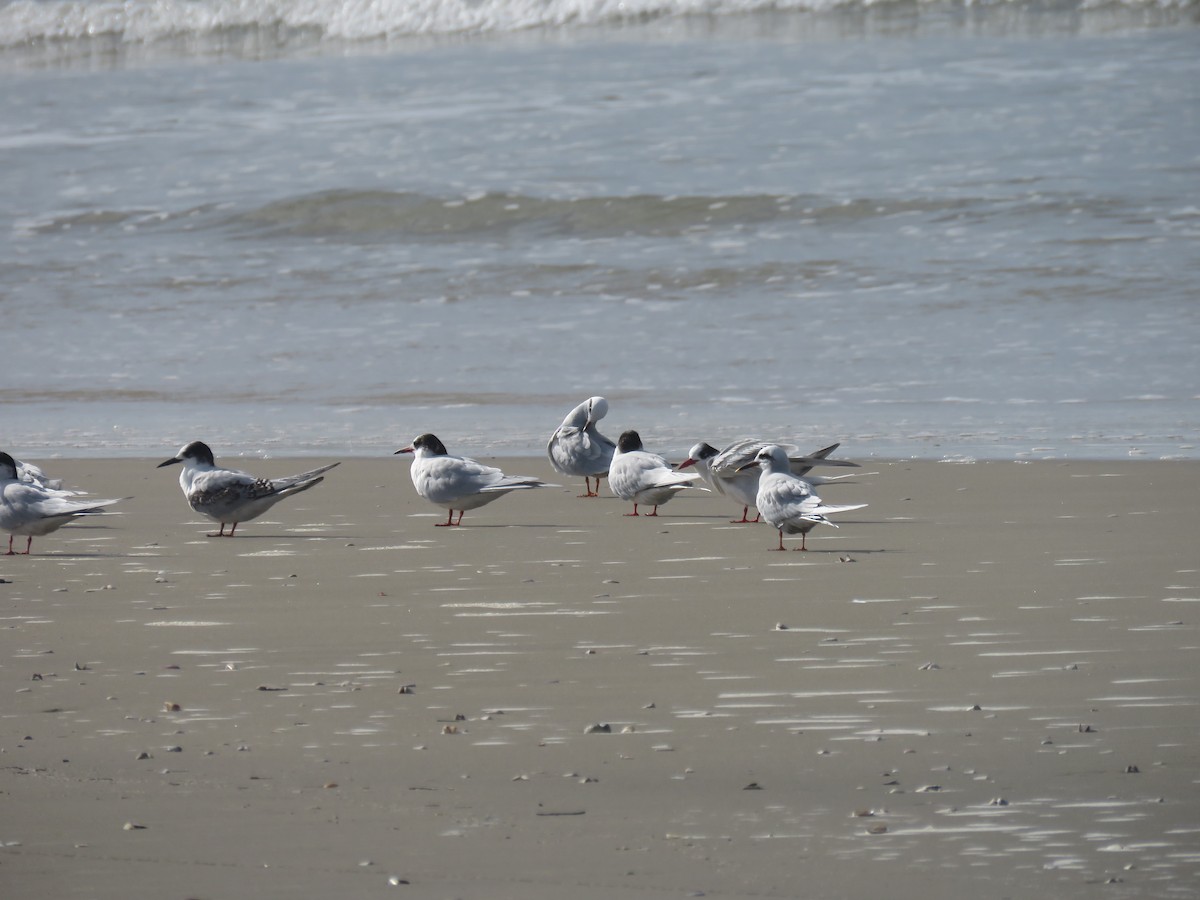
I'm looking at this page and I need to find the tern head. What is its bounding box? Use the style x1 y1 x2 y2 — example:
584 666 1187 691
158 440 216 469
0 451 17 480
745 444 790 474
585 396 609 424
561 396 609 430
615 430 644 454
736 445 784 473
395 433 448 457
679 442 718 470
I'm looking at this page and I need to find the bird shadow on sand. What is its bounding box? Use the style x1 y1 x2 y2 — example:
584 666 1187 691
8 524 132 559
11 551 134 560
177 532 347 542
787 546 892 556
409 521 578 530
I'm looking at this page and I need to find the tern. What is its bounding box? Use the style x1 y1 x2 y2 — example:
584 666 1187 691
741 445 866 550
396 433 549 526
157 441 338 537
608 430 701 517
547 396 616 497
14 458 72 493
681 440 858 523
1 451 121 555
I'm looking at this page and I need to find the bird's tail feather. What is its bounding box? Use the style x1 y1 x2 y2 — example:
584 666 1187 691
814 502 867 516
275 476 327 498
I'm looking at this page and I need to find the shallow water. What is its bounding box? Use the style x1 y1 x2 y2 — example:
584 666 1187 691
2 1 1198 460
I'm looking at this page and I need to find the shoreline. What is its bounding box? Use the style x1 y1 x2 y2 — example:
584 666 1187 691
7 443 1198 463
2 458 1197 898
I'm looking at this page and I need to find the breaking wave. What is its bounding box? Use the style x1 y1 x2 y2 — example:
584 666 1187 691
1 0 1195 57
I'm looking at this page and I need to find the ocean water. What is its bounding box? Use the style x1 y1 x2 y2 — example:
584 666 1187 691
2 0 1198 462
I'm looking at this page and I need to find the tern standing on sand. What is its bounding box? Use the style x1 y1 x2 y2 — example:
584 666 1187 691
0 451 122 554
607 430 700 517
680 440 858 523
397 433 549 526
547 396 617 497
744 445 866 550
158 441 338 537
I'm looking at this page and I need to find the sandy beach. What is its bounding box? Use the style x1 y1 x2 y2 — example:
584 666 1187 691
1 456 1197 899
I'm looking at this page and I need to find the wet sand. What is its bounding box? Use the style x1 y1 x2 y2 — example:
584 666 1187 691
2 457 1197 899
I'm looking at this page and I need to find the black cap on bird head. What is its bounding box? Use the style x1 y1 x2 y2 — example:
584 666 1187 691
395 433 448 456
616 430 644 453
158 440 215 468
